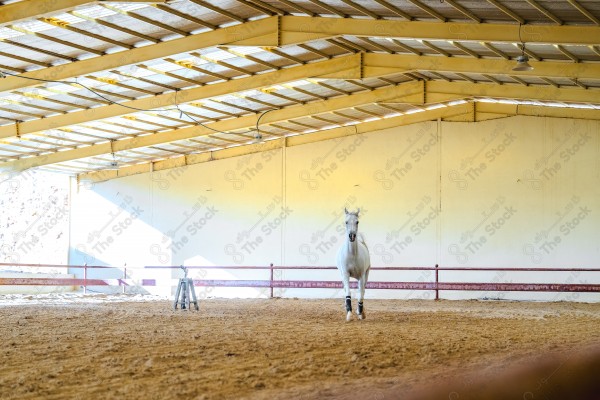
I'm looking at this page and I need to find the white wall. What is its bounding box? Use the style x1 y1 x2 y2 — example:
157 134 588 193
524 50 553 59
0 170 72 294
68 116 600 301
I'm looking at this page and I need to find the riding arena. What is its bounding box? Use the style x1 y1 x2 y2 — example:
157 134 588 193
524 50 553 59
1 1 600 399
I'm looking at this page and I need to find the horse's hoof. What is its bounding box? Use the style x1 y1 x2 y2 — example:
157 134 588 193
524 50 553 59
346 311 352 322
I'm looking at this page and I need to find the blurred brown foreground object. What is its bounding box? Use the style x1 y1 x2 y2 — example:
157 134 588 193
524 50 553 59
405 345 600 400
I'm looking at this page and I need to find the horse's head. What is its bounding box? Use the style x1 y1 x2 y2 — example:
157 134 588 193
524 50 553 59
344 207 360 242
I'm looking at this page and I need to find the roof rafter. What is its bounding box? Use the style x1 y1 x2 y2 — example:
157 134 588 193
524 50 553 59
0 54 361 140
151 4 217 30
0 0 169 26
7 23 105 56
279 16 600 46
7 75 600 172
361 53 600 81
4 15 599 94
1 4 599 179
69 10 160 43
427 80 599 104
485 0 525 24
523 0 563 25
0 17 280 93
306 0 347 18
371 0 413 20
405 0 447 21
188 0 246 23
339 0 380 19
79 102 472 183
477 102 600 120
3 81 424 170
566 0 600 25
38 17 133 50
443 0 481 23
235 0 278 16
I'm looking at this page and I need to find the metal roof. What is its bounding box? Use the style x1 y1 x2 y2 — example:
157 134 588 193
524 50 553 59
0 0 599 182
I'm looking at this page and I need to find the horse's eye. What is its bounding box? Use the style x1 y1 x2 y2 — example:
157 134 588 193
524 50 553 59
357 221 359 224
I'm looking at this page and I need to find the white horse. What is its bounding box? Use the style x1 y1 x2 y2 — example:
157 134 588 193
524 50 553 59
336 208 371 322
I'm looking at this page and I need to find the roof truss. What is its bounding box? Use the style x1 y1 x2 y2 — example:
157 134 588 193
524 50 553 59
0 1 599 179
0 0 170 26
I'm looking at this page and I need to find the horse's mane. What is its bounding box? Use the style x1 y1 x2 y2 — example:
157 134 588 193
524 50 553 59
357 232 368 251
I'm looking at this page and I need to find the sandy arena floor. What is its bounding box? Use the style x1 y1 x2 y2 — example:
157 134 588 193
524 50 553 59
1 295 599 400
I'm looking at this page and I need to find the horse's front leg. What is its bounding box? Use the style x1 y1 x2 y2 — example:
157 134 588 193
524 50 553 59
341 273 352 322
357 270 369 320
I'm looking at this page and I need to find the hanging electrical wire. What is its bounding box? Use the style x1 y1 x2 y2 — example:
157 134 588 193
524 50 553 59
171 89 274 137
0 69 182 113
0 69 279 138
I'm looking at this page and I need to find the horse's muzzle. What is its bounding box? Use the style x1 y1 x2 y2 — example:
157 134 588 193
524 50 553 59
349 233 356 242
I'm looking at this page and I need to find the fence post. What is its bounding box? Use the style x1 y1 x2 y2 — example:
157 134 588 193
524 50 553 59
270 263 274 298
122 263 126 294
83 263 87 294
435 264 439 301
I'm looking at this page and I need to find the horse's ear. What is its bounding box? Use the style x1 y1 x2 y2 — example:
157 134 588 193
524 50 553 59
344 207 349 214
357 208 361 215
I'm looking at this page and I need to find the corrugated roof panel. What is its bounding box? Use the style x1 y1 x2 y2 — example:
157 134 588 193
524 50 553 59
0 106 44 121
564 45 600 61
178 104 233 121
73 124 129 140
0 44 54 68
92 12 170 38
297 40 349 58
576 79 600 89
5 36 82 60
19 23 115 53
204 54 271 75
0 26 25 40
0 0 598 176
132 6 208 33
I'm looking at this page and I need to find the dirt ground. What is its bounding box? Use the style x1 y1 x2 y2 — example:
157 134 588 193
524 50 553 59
1 296 599 400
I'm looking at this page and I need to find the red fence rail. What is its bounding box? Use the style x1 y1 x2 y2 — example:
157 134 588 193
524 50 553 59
1 263 599 299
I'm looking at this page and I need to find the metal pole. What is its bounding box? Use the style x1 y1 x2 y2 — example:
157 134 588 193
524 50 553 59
270 263 274 298
122 264 126 294
435 264 439 300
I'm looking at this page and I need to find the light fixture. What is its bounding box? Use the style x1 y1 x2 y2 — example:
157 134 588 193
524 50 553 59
106 140 119 170
252 131 263 143
513 24 533 72
252 109 277 144
513 54 533 71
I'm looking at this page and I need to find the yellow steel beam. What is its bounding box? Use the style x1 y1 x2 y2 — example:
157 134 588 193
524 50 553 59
3 15 598 94
0 54 361 140
6 51 595 138
476 102 600 120
79 102 472 182
0 0 168 26
279 16 600 45
210 81 425 132
5 76 600 171
427 80 600 104
566 0 600 25
362 53 600 81
0 79 419 171
0 17 279 93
